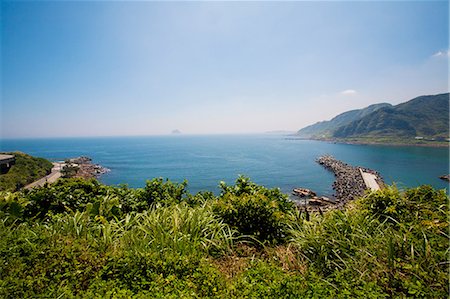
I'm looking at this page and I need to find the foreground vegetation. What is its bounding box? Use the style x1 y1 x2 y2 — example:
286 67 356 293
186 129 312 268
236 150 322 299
0 152 53 192
0 177 448 298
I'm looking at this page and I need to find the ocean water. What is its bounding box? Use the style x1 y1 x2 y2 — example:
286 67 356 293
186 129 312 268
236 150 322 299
1 135 448 196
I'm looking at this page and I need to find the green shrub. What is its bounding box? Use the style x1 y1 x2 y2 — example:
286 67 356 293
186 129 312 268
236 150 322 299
19 179 143 218
140 178 188 207
100 252 226 298
0 191 28 220
219 176 294 213
61 164 80 178
214 176 295 244
23 178 108 218
0 220 105 298
359 185 448 224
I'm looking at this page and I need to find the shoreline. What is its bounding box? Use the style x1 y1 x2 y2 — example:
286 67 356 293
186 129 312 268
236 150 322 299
23 157 110 190
287 137 449 148
335 140 449 148
65 156 110 179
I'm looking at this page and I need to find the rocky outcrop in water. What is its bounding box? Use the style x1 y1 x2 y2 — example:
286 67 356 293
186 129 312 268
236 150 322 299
65 156 110 179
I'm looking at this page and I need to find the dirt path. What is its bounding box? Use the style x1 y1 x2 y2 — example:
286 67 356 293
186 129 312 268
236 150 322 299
24 162 65 189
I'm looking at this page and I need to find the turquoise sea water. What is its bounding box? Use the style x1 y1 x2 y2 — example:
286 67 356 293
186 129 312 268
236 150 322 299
1 135 448 196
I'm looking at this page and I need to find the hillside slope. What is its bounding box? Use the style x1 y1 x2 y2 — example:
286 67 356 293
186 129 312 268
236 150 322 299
297 103 392 138
0 152 53 191
334 93 449 139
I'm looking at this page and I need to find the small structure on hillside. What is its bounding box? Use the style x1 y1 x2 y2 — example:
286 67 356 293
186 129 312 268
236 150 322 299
0 154 15 174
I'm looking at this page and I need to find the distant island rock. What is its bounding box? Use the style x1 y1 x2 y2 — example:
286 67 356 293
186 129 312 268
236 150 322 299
297 93 449 145
172 129 182 134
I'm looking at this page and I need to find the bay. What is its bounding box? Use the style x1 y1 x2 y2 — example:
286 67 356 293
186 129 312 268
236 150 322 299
1 134 448 195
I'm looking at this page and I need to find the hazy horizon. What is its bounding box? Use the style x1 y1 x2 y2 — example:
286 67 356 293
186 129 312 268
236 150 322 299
1 1 448 138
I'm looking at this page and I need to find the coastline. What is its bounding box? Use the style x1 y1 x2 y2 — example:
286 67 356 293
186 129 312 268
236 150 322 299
65 156 110 179
23 157 109 190
335 140 450 148
287 137 450 148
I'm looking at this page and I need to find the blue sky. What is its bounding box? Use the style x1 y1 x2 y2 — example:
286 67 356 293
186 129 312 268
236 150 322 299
1 1 448 138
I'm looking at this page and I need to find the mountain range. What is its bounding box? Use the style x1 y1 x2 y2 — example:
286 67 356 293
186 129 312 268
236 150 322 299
297 93 449 141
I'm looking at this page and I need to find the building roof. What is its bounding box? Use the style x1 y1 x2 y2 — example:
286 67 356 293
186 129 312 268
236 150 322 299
0 154 15 161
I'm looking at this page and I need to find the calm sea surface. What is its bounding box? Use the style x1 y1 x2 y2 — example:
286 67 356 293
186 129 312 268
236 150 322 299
1 135 448 196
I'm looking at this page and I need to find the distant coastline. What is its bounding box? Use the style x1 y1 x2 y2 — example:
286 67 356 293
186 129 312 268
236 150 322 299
286 136 450 148
1 135 448 192
295 93 449 146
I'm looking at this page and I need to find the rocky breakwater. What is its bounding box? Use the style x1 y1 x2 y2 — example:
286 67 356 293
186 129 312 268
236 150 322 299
316 155 382 204
65 156 110 179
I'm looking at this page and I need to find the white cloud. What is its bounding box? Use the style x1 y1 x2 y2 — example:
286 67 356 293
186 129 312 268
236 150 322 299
340 89 357 95
432 50 450 58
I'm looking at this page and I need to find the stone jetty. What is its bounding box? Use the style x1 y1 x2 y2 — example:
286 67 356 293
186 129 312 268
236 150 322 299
316 155 383 205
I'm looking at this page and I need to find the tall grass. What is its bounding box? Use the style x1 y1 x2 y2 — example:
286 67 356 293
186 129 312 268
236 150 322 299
47 200 234 256
126 203 235 256
288 209 386 276
287 186 449 297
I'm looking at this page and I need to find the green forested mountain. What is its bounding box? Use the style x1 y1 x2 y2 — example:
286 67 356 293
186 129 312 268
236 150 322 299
297 93 449 141
334 93 449 139
297 103 392 138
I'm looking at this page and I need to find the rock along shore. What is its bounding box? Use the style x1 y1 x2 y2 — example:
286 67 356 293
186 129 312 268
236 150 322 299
316 155 384 206
65 156 110 179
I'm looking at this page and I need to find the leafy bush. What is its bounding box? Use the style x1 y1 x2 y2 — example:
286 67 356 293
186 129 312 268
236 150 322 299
61 164 80 178
140 178 188 207
359 186 449 297
13 179 141 219
23 178 110 218
0 191 27 220
0 219 105 298
219 176 294 213
360 184 448 226
214 176 295 244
